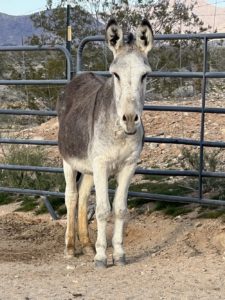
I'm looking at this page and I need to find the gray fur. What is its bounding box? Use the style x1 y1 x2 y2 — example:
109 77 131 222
57 73 108 159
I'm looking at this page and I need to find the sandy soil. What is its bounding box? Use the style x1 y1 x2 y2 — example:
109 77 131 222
1 97 225 299
1 205 225 300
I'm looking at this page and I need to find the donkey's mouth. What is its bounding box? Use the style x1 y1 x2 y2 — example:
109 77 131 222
125 130 137 135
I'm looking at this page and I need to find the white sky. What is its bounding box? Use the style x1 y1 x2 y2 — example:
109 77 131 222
0 0 224 16
0 0 57 16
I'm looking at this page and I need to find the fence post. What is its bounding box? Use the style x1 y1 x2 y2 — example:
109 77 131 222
66 4 71 54
199 36 208 200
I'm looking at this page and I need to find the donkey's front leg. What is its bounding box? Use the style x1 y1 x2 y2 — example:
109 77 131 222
93 161 111 268
112 163 136 265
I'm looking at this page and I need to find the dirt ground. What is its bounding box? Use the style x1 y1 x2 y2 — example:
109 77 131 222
0 204 225 300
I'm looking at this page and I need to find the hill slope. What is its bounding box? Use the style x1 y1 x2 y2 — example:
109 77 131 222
0 13 43 46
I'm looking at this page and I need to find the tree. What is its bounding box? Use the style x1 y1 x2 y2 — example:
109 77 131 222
71 0 209 34
27 1 211 97
30 3 98 46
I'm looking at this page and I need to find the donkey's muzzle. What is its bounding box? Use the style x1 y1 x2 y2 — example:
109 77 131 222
125 130 137 135
122 113 140 135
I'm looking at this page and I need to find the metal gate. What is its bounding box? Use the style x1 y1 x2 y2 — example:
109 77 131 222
1 33 225 208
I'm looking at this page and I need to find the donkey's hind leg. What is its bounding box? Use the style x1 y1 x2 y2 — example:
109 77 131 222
63 160 78 258
78 174 94 255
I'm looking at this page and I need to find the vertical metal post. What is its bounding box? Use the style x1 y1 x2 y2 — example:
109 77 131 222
66 4 72 79
198 37 208 199
66 4 71 53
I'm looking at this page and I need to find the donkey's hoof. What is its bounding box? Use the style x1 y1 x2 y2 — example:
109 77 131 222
64 248 75 259
82 245 95 256
113 255 126 266
95 259 107 269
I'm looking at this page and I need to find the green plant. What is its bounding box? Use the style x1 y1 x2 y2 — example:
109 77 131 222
0 193 12 205
35 197 65 215
198 207 225 219
181 147 225 199
16 196 39 212
0 145 64 190
0 145 65 212
129 181 190 196
154 201 192 217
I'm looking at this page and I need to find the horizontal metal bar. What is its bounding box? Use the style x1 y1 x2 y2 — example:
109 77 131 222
154 33 225 40
0 80 69 85
77 33 225 46
1 136 225 148
0 45 69 52
144 106 225 114
2 164 225 179
144 105 201 113
0 164 63 173
136 168 225 179
0 138 58 146
0 186 64 197
1 186 225 207
0 45 72 81
144 137 200 146
0 109 57 116
203 140 225 148
144 137 225 148
77 71 110 77
149 71 203 78
148 71 225 78
0 164 198 177
125 191 225 207
77 70 225 79
135 168 198 177
202 171 225 178
206 72 225 78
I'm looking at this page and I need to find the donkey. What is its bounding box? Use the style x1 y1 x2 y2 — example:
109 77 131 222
57 19 153 268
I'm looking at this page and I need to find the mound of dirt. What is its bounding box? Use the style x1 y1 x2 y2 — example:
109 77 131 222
1 209 225 299
0 213 65 263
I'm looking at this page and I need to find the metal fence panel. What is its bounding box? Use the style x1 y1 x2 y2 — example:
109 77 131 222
1 33 225 207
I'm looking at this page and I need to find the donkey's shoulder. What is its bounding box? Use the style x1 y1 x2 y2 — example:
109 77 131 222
69 72 107 92
57 72 106 119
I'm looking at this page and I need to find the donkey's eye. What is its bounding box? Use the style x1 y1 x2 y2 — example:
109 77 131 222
113 73 120 80
141 73 148 82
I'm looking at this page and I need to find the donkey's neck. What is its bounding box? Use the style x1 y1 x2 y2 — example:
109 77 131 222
95 77 117 119
94 77 130 139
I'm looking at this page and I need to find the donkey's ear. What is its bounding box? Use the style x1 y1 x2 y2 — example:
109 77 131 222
106 19 123 56
136 19 153 54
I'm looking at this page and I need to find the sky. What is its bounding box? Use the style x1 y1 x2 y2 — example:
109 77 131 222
0 0 225 16
0 0 57 16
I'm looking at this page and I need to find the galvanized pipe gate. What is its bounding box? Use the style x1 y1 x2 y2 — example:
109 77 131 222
1 33 225 209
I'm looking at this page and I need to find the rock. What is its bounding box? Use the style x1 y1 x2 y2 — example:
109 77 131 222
195 222 202 228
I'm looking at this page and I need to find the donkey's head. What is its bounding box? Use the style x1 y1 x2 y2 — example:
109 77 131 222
106 19 153 135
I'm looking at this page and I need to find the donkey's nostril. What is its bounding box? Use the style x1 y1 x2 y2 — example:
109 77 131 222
122 115 127 122
134 114 139 122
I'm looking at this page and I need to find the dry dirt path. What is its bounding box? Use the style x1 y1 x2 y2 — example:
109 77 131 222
0 207 225 300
